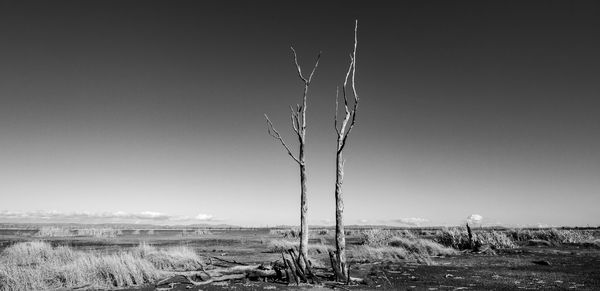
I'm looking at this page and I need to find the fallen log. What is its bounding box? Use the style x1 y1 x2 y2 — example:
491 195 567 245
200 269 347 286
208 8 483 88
288 249 308 282
211 256 248 265
281 253 295 284
156 258 363 288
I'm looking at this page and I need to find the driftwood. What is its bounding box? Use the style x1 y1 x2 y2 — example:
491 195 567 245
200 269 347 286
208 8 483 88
156 265 279 287
210 256 248 265
156 256 363 289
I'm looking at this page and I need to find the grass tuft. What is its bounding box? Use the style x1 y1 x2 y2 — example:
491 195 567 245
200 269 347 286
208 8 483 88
0 241 202 290
434 227 516 250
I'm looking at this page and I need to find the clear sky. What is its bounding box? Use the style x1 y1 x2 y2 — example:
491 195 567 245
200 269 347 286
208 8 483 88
0 0 599 227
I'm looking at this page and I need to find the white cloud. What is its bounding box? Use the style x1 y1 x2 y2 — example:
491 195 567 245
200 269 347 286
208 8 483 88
194 213 214 221
391 217 429 226
0 210 215 224
467 214 483 223
358 219 369 224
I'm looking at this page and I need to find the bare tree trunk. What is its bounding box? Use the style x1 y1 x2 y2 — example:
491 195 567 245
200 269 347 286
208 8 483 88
298 148 308 266
332 20 358 283
334 150 346 278
265 48 320 273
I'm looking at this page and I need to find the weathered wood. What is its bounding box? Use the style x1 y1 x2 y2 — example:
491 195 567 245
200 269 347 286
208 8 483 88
332 20 359 283
265 47 320 269
285 258 300 285
211 256 248 266
281 253 293 284
329 250 342 281
301 251 320 284
169 265 276 278
288 249 308 282
185 274 246 286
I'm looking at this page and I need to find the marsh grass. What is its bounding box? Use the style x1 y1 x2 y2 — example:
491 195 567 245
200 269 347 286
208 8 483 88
350 245 432 264
180 229 212 237
133 242 204 271
34 227 121 238
344 228 455 264
388 237 457 256
0 241 202 290
507 228 596 244
34 227 74 237
434 227 516 250
269 228 300 238
266 239 333 255
360 228 415 246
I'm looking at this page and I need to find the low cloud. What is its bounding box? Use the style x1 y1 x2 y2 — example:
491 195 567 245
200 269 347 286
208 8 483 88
0 210 215 224
194 213 214 221
390 217 429 226
467 214 483 224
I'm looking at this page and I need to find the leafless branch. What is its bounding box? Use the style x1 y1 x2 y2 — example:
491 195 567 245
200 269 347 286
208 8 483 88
290 106 300 135
342 56 353 109
307 52 322 83
334 87 340 136
351 20 358 103
291 46 307 83
291 46 321 85
338 20 359 153
265 114 301 164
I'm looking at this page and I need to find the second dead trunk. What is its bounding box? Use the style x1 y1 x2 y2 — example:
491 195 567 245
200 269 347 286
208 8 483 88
334 150 347 280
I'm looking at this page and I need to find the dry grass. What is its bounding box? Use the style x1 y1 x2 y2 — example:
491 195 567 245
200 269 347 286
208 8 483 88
0 241 202 290
360 228 415 246
34 227 121 238
266 239 333 255
34 227 74 237
434 227 516 250
269 228 300 238
343 228 455 264
507 228 596 244
350 245 432 264
180 229 212 236
133 243 204 271
388 237 457 256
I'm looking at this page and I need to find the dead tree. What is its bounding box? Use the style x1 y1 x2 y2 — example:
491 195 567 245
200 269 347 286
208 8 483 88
331 20 359 282
265 47 320 271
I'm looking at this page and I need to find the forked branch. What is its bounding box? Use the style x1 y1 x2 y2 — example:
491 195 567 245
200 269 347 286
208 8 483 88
335 20 359 152
291 47 322 84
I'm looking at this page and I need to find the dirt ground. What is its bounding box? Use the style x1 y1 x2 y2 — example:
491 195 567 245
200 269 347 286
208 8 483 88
141 245 600 291
1 228 599 290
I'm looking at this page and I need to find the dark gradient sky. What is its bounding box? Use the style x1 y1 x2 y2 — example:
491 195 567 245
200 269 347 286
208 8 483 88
1 0 599 226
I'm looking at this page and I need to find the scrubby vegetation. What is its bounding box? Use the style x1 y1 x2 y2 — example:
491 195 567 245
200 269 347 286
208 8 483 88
507 228 596 244
269 228 300 238
360 229 415 245
350 229 455 264
266 239 333 255
350 245 433 264
434 227 516 250
0 241 202 290
387 237 458 257
34 227 121 238
433 227 600 250
180 229 212 236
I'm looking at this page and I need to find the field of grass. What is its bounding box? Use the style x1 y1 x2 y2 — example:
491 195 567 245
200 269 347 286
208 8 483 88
0 226 598 290
0 240 209 290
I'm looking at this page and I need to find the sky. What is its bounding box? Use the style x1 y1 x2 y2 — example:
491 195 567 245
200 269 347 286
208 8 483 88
0 0 599 227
